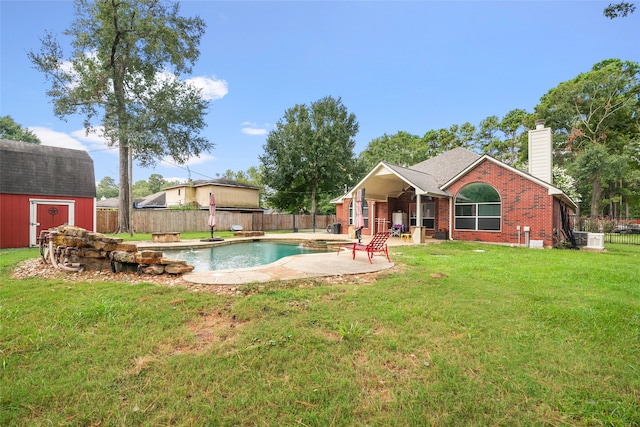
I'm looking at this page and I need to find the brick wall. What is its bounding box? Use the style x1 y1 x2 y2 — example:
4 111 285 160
446 159 557 247
334 159 572 246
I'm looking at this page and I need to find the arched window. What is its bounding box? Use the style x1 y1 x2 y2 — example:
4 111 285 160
349 199 369 227
454 183 501 231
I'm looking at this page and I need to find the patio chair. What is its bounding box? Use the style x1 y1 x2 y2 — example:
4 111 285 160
338 231 391 264
389 224 403 237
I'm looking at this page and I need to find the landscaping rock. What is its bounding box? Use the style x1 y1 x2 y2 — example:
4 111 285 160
39 226 194 278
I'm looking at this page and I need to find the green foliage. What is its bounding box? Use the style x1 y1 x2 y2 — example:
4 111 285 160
261 96 359 213
604 1 636 18
357 131 424 171
0 115 40 144
336 321 372 342
96 176 119 199
357 123 477 176
478 109 533 166
169 201 200 210
99 174 178 199
28 0 211 233
535 59 640 217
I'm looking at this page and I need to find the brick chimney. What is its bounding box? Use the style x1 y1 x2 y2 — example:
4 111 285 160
527 119 553 184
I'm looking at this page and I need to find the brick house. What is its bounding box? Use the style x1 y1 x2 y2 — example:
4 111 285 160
332 121 577 248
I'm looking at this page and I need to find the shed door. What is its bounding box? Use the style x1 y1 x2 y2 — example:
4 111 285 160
30 199 75 247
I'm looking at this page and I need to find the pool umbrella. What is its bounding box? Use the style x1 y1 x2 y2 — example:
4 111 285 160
354 188 365 242
207 192 216 239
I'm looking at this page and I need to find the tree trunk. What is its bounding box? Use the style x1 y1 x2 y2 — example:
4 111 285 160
310 184 317 216
117 142 130 233
590 179 602 219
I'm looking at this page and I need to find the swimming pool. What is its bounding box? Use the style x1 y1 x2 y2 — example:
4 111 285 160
162 241 331 272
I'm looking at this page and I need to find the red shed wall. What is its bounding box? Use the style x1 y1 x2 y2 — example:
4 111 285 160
446 159 556 247
0 194 94 249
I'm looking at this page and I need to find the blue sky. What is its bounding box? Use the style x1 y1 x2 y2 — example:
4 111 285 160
1 1 639 186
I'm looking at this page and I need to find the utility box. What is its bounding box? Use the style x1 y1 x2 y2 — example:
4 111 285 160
586 233 605 251
574 231 588 247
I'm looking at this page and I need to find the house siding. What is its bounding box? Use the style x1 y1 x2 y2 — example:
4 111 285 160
0 194 95 248
447 159 556 247
165 184 260 209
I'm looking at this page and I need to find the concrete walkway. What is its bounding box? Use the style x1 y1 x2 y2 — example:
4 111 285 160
137 232 416 285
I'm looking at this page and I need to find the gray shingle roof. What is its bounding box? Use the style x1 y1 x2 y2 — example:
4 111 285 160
0 139 96 197
136 191 166 208
383 163 451 196
410 147 481 186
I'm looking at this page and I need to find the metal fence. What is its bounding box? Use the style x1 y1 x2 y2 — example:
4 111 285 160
576 217 640 245
96 209 333 234
606 229 640 245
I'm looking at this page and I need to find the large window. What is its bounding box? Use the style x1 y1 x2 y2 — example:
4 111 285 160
349 199 369 228
454 183 501 231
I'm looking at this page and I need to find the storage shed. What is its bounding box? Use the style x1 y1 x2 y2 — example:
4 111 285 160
0 139 96 248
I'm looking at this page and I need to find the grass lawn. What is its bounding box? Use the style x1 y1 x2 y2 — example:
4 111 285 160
1 242 638 426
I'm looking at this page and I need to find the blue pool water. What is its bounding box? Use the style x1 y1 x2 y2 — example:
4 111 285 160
162 241 329 272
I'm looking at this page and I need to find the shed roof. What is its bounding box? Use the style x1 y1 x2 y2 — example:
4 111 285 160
0 139 96 198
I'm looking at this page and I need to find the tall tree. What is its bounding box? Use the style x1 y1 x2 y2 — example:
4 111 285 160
29 0 210 233
535 59 640 217
260 96 359 214
0 115 41 144
146 173 169 194
422 123 477 156
478 110 532 166
357 131 423 172
96 176 118 199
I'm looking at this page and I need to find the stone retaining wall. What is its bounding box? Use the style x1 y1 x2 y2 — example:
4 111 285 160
44 226 194 275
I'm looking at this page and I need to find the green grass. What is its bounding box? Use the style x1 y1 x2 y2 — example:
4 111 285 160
1 242 639 426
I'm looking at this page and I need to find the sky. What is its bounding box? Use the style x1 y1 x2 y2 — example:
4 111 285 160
1 1 639 187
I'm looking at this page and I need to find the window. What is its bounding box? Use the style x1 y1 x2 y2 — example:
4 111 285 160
422 201 435 229
349 199 369 228
454 183 501 231
410 201 435 229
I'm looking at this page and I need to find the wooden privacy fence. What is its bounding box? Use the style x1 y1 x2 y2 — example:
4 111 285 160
96 209 333 234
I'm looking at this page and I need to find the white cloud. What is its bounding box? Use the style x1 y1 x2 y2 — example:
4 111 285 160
29 127 89 151
240 121 270 136
241 127 268 136
161 152 216 168
69 127 117 153
186 75 229 101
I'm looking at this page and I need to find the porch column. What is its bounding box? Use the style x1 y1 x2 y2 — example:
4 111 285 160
413 194 423 243
370 201 375 235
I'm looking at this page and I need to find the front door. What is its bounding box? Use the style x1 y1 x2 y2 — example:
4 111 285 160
30 199 75 246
